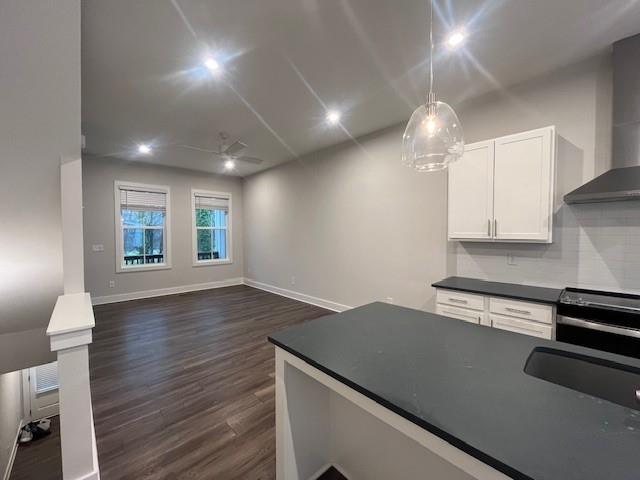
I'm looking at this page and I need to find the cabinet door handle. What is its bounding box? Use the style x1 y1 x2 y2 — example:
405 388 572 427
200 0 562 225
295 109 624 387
494 219 498 236
487 219 491 237
505 307 531 315
449 298 468 304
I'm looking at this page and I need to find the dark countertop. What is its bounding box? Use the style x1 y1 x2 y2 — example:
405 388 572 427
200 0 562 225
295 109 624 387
432 276 562 304
269 302 640 480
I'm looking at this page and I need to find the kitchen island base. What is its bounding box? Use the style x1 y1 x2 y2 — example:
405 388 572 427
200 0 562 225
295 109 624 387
275 347 510 480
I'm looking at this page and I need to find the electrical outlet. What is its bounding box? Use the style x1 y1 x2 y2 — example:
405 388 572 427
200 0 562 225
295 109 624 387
108 280 115 288
290 276 296 286
507 253 517 266
92 244 104 252
386 297 394 304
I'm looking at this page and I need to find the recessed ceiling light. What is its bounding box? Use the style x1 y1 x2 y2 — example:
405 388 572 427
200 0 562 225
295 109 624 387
446 30 466 49
138 143 152 155
224 159 235 170
326 110 341 125
204 56 221 73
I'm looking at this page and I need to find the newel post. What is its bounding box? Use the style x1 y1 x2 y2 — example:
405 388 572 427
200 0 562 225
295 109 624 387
47 292 100 480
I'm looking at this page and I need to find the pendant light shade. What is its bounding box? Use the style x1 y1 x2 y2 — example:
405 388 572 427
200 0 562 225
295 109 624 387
402 0 464 172
402 99 464 172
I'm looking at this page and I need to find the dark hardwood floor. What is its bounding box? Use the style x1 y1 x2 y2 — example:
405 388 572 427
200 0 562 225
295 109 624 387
90 285 330 479
10 416 62 480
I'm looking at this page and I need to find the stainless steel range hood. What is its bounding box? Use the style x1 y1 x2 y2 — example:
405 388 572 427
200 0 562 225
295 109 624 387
565 33 640 204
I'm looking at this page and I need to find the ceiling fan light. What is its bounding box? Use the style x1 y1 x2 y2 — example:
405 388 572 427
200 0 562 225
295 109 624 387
224 159 235 170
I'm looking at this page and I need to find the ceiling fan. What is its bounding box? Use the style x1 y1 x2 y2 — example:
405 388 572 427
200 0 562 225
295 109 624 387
176 133 263 166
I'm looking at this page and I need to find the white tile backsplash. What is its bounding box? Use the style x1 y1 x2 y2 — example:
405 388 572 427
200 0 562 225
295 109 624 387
454 201 640 293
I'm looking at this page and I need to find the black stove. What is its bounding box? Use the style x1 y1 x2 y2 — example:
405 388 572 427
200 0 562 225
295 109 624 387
557 288 640 359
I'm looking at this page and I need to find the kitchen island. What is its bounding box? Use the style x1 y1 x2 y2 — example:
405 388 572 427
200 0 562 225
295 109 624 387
269 302 640 480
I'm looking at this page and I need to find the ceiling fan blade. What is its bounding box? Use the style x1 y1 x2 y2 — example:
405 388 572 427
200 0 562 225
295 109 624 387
176 144 218 154
223 140 247 156
235 155 263 165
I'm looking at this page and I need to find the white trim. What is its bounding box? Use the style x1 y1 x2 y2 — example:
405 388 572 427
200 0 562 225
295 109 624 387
3 420 24 480
47 293 95 337
21 370 31 423
243 278 352 312
49 329 93 352
92 276 352 311
191 189 233 267
192 259 232 267
92 277 244 305
114 180 172 273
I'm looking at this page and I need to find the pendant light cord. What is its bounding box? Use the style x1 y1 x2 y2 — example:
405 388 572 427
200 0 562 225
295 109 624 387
428 0 434 99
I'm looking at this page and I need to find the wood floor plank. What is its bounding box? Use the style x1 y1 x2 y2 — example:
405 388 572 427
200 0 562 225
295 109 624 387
10 416 63 480
91 285 330 479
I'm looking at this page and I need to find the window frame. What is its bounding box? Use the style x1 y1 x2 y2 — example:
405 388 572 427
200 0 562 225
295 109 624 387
114 180 172 273
191 189 233 267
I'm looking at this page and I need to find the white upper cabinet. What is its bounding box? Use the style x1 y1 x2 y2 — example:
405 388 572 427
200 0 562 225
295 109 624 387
493 127 555 242
448 141 495 240
448 126 555 243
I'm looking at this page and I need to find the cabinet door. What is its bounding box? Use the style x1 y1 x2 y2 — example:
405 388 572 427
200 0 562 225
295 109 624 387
493 127 555 242
448 141 494 240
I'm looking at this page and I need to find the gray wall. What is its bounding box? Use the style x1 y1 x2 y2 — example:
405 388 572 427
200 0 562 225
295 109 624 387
83 158 244 299
243 55 622 309
0 0 81 373
0 371 22 478
452 56 638 292
243 124 450 310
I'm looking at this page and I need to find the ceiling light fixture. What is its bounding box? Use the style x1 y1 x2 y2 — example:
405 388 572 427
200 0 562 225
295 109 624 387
137 143 152 155
326 110 341 125
446 30 466 49
401 0 464 172
224 158 235 170
204 56 221 74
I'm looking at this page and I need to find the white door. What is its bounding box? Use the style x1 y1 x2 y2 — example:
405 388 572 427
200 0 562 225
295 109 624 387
493 127 554 242
27 361 60 420
447 140 495 240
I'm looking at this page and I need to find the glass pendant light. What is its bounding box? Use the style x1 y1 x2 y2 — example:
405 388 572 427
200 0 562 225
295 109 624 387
402 0 464 172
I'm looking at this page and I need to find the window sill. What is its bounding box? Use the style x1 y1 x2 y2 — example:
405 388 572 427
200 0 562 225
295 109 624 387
192 259 233 267
116 264 172 273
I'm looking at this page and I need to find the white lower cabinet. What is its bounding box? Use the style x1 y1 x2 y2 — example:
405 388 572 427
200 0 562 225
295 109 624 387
435 288 555 339
490 314 553 339
436 289 485 311
435 304 485 325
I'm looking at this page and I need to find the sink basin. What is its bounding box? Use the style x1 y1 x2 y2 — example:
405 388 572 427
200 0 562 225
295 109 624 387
524 347 640 410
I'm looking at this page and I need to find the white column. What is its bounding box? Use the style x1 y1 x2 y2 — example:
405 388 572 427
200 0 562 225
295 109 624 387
47 293 100 480
61 158 85 295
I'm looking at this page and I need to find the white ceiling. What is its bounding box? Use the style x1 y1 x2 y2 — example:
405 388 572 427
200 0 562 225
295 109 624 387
82 0 640 176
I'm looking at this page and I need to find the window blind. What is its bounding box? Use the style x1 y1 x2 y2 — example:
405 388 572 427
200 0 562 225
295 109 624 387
33 361 59 394
195 195 229 211
120 188 167 210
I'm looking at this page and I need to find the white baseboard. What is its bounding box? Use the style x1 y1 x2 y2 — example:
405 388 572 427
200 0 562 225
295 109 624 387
91 276 352 313
92 277 244 305
243 279 352 312
3 420 23 480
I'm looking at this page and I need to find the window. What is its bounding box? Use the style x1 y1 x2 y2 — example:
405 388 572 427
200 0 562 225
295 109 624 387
192 190 231 265
115 181 171 272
